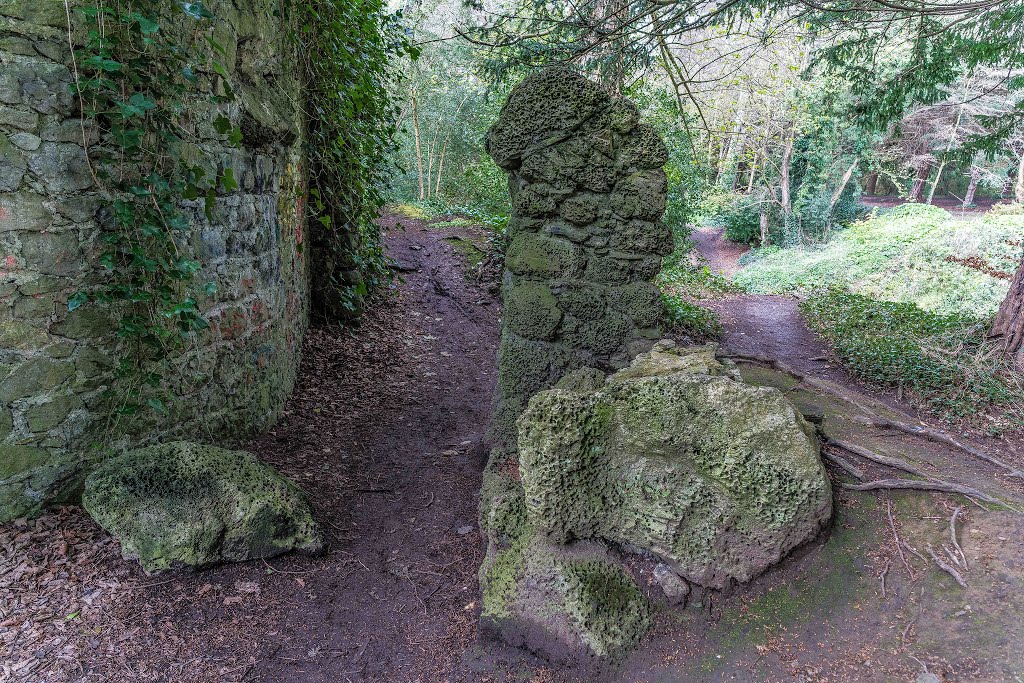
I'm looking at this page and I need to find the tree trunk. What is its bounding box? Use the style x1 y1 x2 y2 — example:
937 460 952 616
865 172 879 195
434 137 448 197
829 159 859 213
759 208 770 247
780 135 794 218
1016 153 1024 203
909 166 929 202
412 91 424 201
927 160 946 204
746 152 758 193
990 251 1024 365
964 169 980 207
425 120 441 200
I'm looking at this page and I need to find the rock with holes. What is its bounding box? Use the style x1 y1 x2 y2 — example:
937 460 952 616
83 441 323 572
484 68 674 444
517 343 832 589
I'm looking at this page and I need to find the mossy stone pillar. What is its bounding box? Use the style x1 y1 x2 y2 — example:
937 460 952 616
484 68 674 444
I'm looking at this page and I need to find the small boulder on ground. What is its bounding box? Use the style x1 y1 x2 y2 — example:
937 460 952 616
83 441 323 573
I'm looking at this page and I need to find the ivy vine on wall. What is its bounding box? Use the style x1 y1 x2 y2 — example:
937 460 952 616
286 0 418 321
69 0 240 419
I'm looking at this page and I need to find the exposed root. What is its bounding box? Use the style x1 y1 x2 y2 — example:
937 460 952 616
821 448 866 480
724 353 891 417
949 506 968 570
827 438 933 480
887 500 915 578
926 545 968 588
855 416 1024 481
840 479 1000 507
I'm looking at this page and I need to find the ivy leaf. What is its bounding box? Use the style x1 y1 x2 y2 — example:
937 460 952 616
213 114 232 135
204 282 218 296
228 125 243 147
206 36 227 56
181 2 214 20
67 291 89 312
82 55 122 72
182 65 198 84
219 167 238 193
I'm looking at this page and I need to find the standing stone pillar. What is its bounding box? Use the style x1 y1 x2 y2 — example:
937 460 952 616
477 69 675 666
485 68 674 444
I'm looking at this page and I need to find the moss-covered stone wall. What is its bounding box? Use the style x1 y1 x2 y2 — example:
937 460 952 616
0 0 309 521
484 68 674 443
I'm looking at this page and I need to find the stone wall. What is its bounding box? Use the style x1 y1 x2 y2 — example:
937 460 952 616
0 0 309 521
484 68 674 443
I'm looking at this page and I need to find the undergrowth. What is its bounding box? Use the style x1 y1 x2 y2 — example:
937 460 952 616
656 241 737 340
737 204 1024 319
801 290 1021 427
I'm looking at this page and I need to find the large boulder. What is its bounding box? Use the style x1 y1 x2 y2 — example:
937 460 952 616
518 343 832 589
83 441 323 572
478 458 653 667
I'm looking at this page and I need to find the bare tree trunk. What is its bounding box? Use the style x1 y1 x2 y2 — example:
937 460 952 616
865 172 879 195
927 160 946 204
990 251 1024 365
434 137 448 197
425 120 441 200
964 168 980 207
780 135 794 218
746 152 758 193
1016 153 1024 203
412 91 424 201
909 166 929 202
829 159 859 214
759 208 770 247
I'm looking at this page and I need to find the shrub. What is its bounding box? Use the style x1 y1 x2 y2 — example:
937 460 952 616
663 294 723 340
736 206 1024 319
801 290 1018 419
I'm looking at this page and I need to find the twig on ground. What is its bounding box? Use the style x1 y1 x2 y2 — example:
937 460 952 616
855 416 1024 481
887 500 915 578
926 545 968 588
902 539 928 564
879 558 891 598
949 506 968 570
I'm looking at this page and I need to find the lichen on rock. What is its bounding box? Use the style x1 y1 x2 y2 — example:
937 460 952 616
82 441 323 573
518 344 833 589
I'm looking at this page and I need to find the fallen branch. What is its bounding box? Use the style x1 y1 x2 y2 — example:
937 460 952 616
926 545 968 588
856 416 1024 481
827 438 933 480
840 479 1001 507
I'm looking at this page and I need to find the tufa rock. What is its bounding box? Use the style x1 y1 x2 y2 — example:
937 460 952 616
517 344 832 590
653 563 690 605
83 441 324 573
485 68 674 445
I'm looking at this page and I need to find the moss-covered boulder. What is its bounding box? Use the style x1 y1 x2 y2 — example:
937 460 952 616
478 454 652 666
82 441 323 572
518 343 832 589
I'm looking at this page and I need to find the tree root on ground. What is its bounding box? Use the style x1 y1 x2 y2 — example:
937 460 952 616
854 416 1024 481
